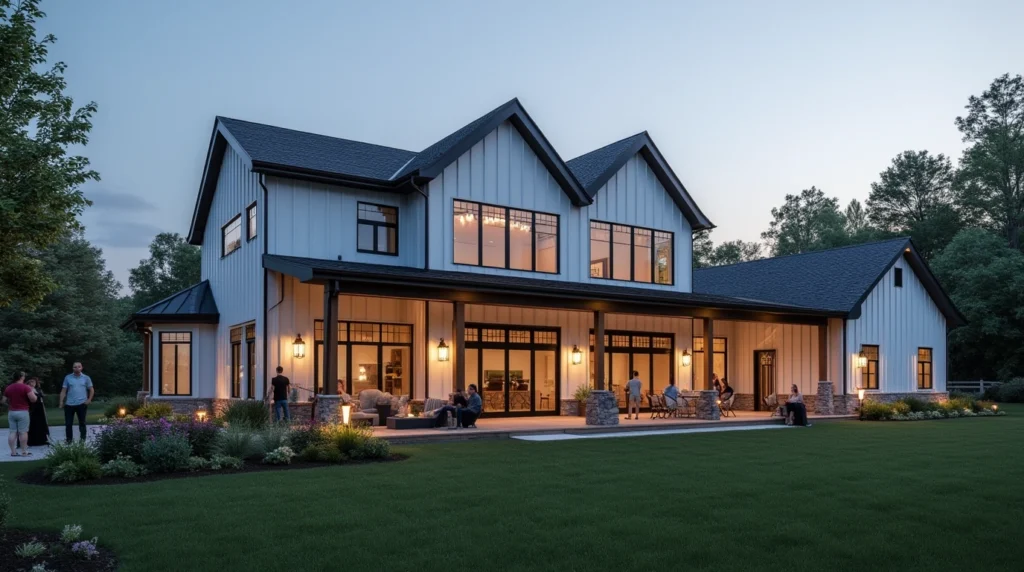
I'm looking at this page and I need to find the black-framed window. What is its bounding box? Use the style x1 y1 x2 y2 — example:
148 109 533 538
917 348 932 390
357 202 398 255
590 221 673 285
861 345 879 390
246 202 258 241
453 199 559 273
245 324 256 399
894 267 903 287
159 332 191 396
464 324 560 416
590 329 674 408
313 320 413 397
693 336 728 386
230 326 242 398
222 215 242 256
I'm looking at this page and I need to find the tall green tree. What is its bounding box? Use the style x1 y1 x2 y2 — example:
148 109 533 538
932 229 1024 380
128 233 201 310
761 187 848 256
708 240 762 266
954 74 1024 250
0 0 98 308
692 229 714 269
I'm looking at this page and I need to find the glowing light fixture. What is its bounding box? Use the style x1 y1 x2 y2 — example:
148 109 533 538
992 404 999 412
358 366 367 382
857 350 867 369
571 345 583 365
857 388 865 401
437 338 450 362
196 410 208 422
292 334 306 359
681 349 692 367
118 407 127 418
341 404 352 425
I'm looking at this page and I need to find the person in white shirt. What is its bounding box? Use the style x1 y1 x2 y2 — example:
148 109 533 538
624 370 643 420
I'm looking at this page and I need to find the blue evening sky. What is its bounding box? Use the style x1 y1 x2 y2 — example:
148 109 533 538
39 0 1023 288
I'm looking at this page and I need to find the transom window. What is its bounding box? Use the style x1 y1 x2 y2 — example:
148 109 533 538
453 200 559 273
917 348 932 390
357 202 398 255
222 215 241 256
246 203 257 241
159 332 191 396
861 345 879 390
590 221 673 284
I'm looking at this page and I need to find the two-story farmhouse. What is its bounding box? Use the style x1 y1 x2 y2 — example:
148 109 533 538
126 98 964 419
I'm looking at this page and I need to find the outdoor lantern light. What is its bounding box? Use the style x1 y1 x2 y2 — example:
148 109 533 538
992 404 999 412
196 410 208 422
341 403 352 425
858 388 865 401
857 350 867 369
681 349 692 367
571 345 583 365
437 338 450 362
292 334 306 359
117 407 127 418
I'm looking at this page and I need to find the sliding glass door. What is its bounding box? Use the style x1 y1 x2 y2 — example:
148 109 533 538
314 320 412 396
465 325 560 416
590 330 673 408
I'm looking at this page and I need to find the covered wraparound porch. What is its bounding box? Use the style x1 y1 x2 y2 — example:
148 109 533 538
264 255 855 421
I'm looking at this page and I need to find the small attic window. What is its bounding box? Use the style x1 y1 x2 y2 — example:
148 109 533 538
894 268 903 288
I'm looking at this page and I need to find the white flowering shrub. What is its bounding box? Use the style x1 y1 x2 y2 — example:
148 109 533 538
263 446 296 465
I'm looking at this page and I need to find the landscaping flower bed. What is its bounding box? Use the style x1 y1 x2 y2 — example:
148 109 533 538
860 395 1006 421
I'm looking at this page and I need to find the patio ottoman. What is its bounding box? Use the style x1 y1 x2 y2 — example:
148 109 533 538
386 416 435 430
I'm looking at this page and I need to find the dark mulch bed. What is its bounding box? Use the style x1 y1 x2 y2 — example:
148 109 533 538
16 454 408 487
1 528 117 571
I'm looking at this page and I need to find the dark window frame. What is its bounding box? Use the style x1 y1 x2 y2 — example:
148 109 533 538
590 328 675 407
693 336 729 384
230 326 242 398
312 319 414 397
356 201 399 256
894 267 903 288
861 344 880 390
590 220 674 285
465 323 561 416
917 347 933 390
158 331 192 396
246 202 258 242
452 199 560 274
245 324 256 399
222 214 242 257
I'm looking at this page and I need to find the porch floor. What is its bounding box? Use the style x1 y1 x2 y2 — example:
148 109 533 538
373 411 856 444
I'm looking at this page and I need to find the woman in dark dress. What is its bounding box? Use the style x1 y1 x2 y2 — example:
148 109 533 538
26 377 50 446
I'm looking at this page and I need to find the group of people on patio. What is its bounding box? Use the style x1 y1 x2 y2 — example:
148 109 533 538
1 363 95 457
433 384 483 428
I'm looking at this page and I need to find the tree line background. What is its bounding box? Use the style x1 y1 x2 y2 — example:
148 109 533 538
1 2 1022 396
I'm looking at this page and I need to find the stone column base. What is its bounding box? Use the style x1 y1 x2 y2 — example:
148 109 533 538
815 380 835 415
696 390 720 420
315 395 343 424
560 399 580 416
833 394 859 415
585 390 619 426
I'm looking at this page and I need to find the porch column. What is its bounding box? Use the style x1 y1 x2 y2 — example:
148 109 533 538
593 310 605 390
818 323 828 381
323 280 340 395
816 322 835 415
703 317 714 390
454 301 465 389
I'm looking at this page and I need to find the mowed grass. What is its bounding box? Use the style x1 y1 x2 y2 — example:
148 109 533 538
2 406 1022 572
1 408 105 427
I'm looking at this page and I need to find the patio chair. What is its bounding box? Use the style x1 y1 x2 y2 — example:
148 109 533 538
719 393 736 417
647 394 668 419
763 394 781 417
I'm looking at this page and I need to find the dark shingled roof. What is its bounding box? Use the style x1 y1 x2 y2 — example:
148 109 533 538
124 281 219 327
218 117 416 180
566 133 646 191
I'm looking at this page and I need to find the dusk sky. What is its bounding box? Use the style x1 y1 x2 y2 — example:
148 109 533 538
40 0 1023 290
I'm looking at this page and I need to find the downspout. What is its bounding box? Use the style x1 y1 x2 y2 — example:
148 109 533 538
407 177 430 400
407 177 429 270
260 174 270 401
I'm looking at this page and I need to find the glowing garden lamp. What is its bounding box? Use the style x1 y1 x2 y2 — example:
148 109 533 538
437 338 450 362
571 345 583 366
292 334 306 359
681 349 692 368
196 409 208 422
341 403 352 425
118 407 127 418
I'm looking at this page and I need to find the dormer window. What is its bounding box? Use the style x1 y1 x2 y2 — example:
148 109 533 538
453 200 558 273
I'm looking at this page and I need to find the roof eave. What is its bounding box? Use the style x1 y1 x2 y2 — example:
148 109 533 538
251 161 420 194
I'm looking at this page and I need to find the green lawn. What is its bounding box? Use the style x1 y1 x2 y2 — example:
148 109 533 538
2 406 1022 572
1 407 105 428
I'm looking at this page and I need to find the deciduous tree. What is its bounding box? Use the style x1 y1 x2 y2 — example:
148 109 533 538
761 187 847 256
128 233 201 310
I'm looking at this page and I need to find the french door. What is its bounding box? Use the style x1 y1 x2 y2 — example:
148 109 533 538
753 350 776 411
590 330 674 408
464 325 560 416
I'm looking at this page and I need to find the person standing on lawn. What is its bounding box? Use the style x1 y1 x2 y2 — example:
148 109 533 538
2 372 38 457
26 377 50 446
59 362 94 443
625 370 643 420
269 366 291 422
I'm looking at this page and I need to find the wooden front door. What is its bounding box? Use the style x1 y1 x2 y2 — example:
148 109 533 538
753 350 776 411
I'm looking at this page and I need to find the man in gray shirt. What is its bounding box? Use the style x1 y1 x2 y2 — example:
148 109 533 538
59 362 94 443
625 370 643 420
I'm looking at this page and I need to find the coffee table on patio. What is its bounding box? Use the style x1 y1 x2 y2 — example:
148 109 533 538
386 416 435 430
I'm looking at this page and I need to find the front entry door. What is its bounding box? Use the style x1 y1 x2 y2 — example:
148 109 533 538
753 350 776 411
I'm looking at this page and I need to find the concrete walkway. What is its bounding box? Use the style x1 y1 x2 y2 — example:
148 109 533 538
0 424 104 463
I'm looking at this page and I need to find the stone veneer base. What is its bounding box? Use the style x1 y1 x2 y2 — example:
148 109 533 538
585 391 619 425
560 399 580 416
815 381 835 415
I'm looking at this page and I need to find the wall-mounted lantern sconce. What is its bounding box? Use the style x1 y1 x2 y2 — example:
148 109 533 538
857 350 867 369
292 334 306 359
681 349 692 367
437 338 450 362
571 345 583 365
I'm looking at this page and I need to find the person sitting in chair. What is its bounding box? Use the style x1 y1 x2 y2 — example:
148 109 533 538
460 384 482 428
720 379 734 401
784 384 811 427
663 379 680 409
433 388 468 428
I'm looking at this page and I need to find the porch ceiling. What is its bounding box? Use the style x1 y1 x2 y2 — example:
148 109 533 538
263 255 838 326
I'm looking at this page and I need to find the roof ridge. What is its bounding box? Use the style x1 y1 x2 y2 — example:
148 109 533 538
694 236 911 272
216 116 416 155
566 132 647 163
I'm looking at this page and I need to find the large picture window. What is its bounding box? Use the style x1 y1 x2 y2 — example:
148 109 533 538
693 336 727 388
313 321 413 396
861 345 879 390
159 332 191 396
590 330 674 409
230 326 242 398
357 202 398 255
222 215 241 256
917 348 932 390
453 200 558 273
590 221 672 284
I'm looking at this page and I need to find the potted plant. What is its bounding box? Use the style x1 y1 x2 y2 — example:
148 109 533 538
573 384 592 417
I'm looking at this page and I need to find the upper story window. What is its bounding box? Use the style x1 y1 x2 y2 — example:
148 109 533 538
357 202 398 255
246 203 258 241
222 215 241 257
894 267 903 287
453 200 558 273
590 221 673 285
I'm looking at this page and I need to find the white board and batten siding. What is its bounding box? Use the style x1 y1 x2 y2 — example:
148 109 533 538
426 120 694 292
199 145 264 398
846 257 947 394
148 325 217 399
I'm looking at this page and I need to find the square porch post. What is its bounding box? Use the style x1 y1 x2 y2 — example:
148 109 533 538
454 301 465 390
703 317 714 390
322 280 339 395
816 322 835 415
818 323 828 382
593 310 605 390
